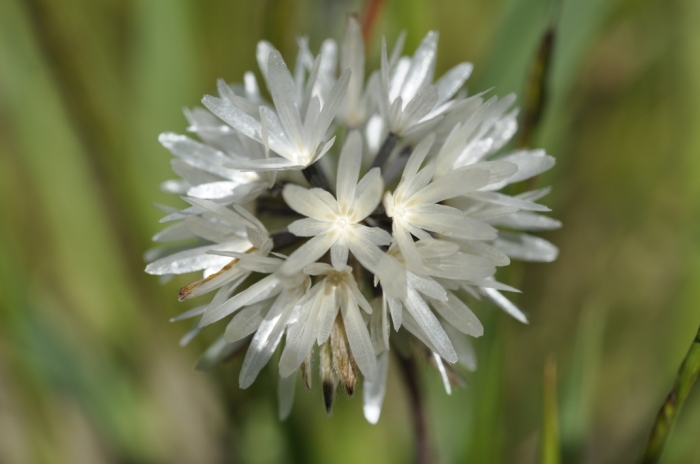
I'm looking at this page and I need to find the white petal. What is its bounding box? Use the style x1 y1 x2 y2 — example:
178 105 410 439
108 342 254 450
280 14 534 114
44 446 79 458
444 324 477 371
401 133 434 182
224 299 273 342
432 352 452 394
266 50 304 144
407 273 447 301
430 292 483 337
414 167 491 204
488 212 562 231
363 351 389 424
484 150 555 190
399 31 438 103
493 232 559 262
312 70 351 145
482 287 528 323
278 373 296 420
152 222 194 243
336 131 363 209
342 297 378 381
170 305 207 322
201 96 261 141
239 292 296 388
398 85 438 129
200 274 283 327
282 184 337 221
352 168 384 220
195 336 249 372
452 239 510 267
280 232 337 275
404 286 457 363
435 62 473 105
287 218 330 237
145 242 248 275
331 242 349 269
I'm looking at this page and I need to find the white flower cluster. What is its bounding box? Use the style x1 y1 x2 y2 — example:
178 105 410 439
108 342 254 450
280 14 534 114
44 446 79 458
146 18 559 423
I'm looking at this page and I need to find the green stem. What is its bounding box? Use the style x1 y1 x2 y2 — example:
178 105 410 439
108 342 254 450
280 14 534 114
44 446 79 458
641 323 700 464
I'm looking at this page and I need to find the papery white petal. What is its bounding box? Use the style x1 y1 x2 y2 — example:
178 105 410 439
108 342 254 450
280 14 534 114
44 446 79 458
200 274 284 327
336 131 363 208
431 292 483 337
278 373 296 420
342 297 378 381
363 351 389 424
283 184 337 221
493 232 559 262
405 286 457 363
239 294 295 388
435 62 473 105
432 352 452 394
352 168 384 220
482 287 528 323
225 298 273 342
281 232 337 275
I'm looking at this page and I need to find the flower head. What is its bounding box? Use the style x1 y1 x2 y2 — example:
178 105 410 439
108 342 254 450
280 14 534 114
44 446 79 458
146 20 559 423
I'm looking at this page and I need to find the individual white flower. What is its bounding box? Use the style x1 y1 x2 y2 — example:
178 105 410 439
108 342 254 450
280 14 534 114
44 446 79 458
279 264 377 388
202 45 351 170
383 134 517 272
145 198 268 284
280 131 393 275
158 131 275 203
377 31 473 139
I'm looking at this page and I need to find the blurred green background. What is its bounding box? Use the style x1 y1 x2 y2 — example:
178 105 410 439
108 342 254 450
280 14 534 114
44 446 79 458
2 0 700 462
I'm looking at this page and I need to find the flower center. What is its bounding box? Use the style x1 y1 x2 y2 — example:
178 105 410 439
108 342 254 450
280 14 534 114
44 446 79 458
337 218 348 228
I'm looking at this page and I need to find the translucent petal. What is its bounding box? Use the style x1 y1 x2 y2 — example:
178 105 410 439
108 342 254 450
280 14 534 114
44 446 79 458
363 351 389 424
432 352 452 394
404 286 457 363
278 373 296 420
200 274 284 327
398 85 438 130
431 292 483 337
341 297 378 381
444 324 477 371
484 150 555 190
493 232 559 262
266 50 304 144
224 299 273 343
195 336 249 372
145 242 248 275
488 212 562 231
201 95 261 141
482 287 528 323
399 31 438 103
239 294 295 388
435 62 473 105
312 70 351 145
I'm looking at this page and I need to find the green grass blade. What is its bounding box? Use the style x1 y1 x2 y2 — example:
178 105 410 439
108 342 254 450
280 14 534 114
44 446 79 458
642 323 700 464
541 357 561 464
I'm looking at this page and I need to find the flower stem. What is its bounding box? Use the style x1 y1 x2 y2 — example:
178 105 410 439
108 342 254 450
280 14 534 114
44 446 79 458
641 323 700 464
398 355 433 464
302 161 331 191
370 132 398 170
